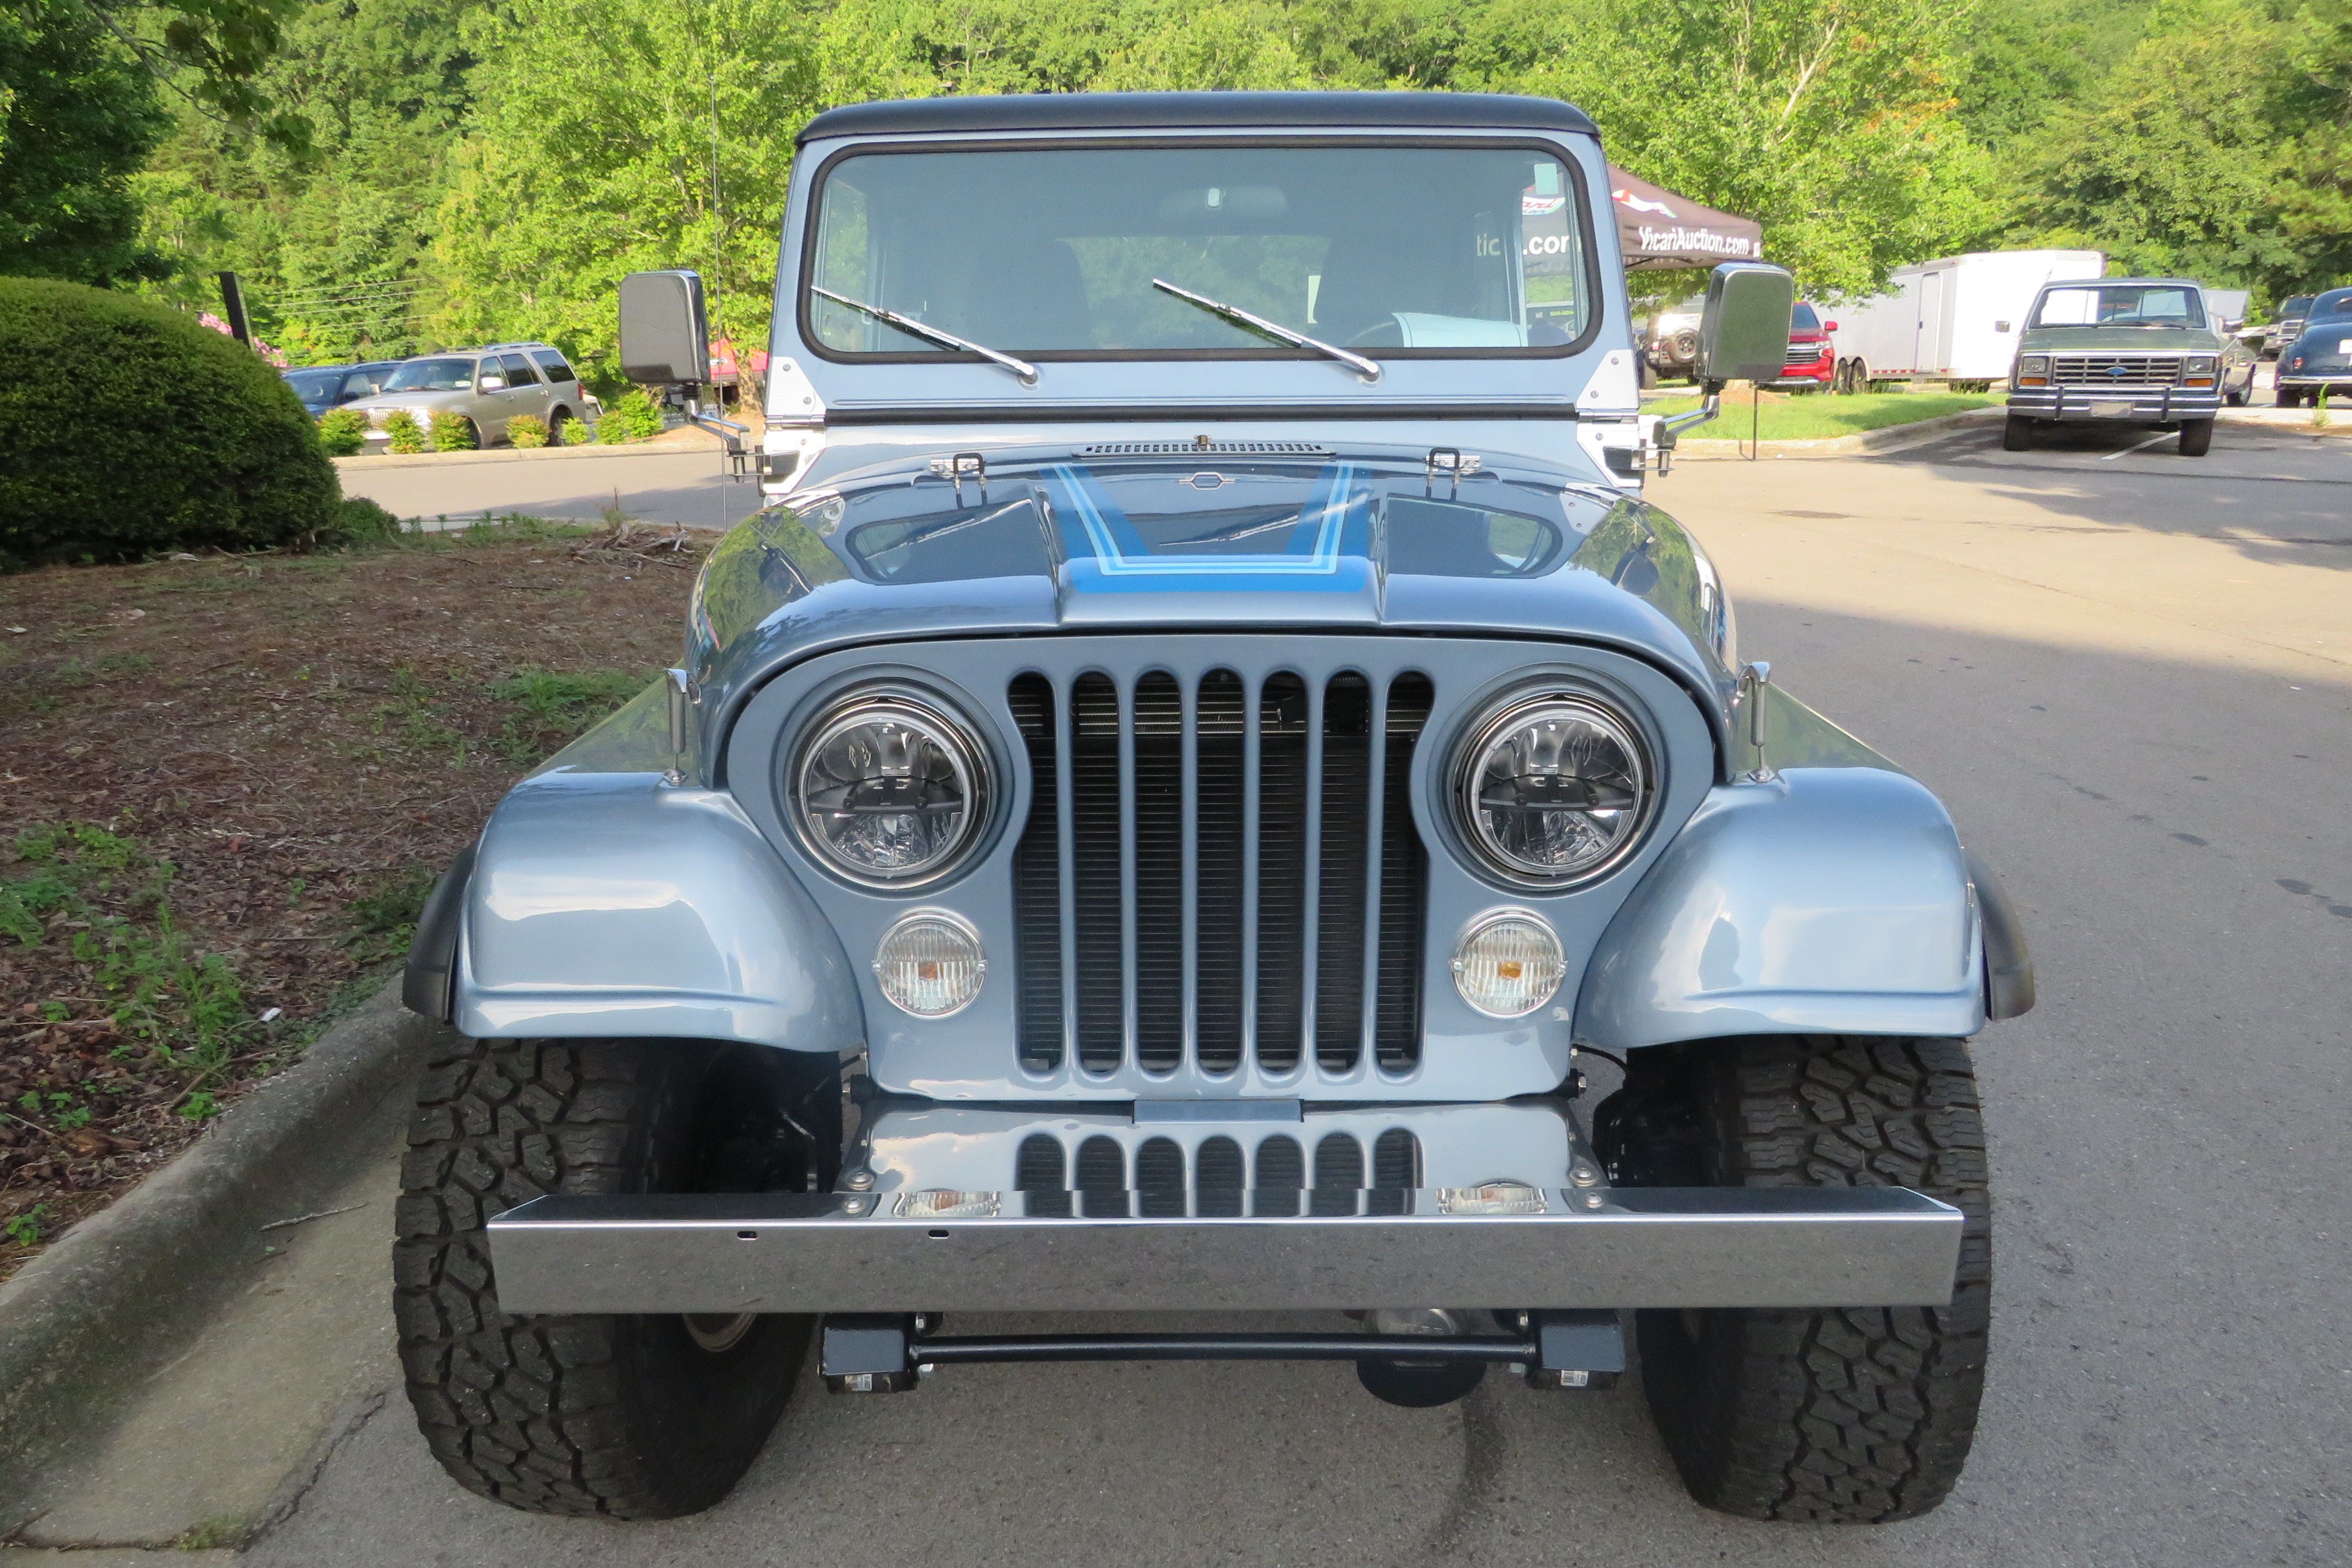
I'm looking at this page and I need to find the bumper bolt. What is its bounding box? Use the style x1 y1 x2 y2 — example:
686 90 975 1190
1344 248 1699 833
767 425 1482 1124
844 1168 876 1191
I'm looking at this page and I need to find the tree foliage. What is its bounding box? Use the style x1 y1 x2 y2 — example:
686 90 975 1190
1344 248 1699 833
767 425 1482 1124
1 0 174 285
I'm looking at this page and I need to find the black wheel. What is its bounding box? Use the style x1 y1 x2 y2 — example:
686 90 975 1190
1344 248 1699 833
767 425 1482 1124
1596 1035 1990 1524
547 407 574 446
2179 418 2214 456
395 1037 834 1518
2276 387 2300 408
2001 415 2034 452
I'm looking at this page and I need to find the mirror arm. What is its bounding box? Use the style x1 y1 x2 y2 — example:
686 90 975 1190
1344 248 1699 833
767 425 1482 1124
1661 391 1723 436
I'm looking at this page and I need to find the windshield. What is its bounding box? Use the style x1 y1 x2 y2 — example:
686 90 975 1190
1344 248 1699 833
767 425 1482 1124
284 370 341 393
806 144 1592 360
1790 302 1821 333
2281 295 2313 316
2031 285 2206 329
384 358 476 392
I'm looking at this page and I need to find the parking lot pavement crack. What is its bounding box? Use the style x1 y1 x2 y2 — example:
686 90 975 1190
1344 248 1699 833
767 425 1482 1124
244 1389 389 1547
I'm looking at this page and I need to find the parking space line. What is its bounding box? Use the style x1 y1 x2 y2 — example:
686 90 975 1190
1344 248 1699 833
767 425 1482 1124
2102 432 2177 460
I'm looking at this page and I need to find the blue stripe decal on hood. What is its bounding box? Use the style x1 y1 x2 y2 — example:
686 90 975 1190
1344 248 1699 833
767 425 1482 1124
1050 462 1371 595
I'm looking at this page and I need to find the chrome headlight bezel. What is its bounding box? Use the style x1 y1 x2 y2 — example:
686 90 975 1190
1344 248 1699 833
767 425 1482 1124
1447 685 1658 891
784 683 994 889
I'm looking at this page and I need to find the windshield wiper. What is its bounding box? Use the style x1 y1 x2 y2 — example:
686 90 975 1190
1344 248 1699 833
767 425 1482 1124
810 286 1038 386
1152 279 1380 384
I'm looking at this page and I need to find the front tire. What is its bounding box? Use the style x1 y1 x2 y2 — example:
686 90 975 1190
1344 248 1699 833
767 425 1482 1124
2001 415 2035 451
1596 1035 1991 1523
395 1037 827 1518
2178 418 2214 456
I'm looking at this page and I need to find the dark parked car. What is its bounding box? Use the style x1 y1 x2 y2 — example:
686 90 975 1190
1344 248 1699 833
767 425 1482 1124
2275 287 2352 407
281 360 399 418
2260 293 2315 360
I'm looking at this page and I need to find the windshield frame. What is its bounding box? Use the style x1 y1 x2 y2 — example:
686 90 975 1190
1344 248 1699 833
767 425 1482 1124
793 134 1605 369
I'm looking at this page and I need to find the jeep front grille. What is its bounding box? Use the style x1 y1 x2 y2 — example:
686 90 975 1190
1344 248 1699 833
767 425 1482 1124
2050 355 2182 386
1014 1126 1422 1217
1007 668 1432 1081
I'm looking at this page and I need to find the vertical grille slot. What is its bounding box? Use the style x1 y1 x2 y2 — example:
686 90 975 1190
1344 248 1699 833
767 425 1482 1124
1197 1135 1245 1217
1311 1132 1364 1216
1135 1136 1186 1216
1314 675 1372 1071
1008 674 1063 1072
1075 1133 1128 1218
1253 674 1310 1072
1195 671 1248 1072
1367 1126 1420 1215
1070 675 1124 1072
1375 675 1433 1070
1253 1133 1304 1217
1133 674 1184 1072
1016 1133 1072 1218
1006 660 1432 1086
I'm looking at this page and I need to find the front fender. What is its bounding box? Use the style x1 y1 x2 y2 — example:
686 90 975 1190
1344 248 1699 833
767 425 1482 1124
449 771 863 1050
1575 768 1986 1048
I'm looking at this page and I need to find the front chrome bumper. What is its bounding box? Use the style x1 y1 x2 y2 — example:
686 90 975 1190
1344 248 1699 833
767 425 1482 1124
487 1185 1964 1315
2008 386 2220 421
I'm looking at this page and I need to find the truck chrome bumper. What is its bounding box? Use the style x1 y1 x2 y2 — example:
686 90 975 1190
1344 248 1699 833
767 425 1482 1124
2008 387 2220 420
486 1186 1964 1315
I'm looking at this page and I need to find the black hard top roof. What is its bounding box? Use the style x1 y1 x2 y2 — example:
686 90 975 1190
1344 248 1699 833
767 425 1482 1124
798 92 1596 144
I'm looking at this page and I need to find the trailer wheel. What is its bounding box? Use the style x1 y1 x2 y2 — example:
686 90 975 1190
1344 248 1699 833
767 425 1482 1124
2177 418 2214 456
1595 1035 1991 1524
395 1037 830 1519
2001 415 2034 452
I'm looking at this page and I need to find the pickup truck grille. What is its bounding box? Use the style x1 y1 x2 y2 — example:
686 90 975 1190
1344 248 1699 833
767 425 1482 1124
2050 354 2182 386
1015 1126 1422 1217
1784 343 1823 366
1007 667 1431 1081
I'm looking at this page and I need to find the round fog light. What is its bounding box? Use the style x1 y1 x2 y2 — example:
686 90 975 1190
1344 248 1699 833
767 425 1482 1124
1450 909 1566 1018
874 910 986 1017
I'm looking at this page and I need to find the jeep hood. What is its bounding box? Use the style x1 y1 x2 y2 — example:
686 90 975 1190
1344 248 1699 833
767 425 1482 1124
685 443 1738 752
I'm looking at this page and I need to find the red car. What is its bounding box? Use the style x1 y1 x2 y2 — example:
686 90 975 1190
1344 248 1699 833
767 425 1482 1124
1769 300 1836 391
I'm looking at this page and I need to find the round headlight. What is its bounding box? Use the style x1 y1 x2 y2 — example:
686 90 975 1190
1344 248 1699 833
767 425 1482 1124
790 689 989 885
1452 691 1654 887
874 910 986 1017
1450 908 1565 1017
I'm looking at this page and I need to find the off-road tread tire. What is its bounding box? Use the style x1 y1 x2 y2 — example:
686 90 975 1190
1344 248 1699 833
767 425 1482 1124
1596 1035 1990 1524
393 1037 805 1520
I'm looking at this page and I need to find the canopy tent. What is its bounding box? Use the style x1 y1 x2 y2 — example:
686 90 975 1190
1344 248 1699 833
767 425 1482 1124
1521 166 1764 277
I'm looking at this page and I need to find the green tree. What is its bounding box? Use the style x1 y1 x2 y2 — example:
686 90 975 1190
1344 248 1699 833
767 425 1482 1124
1 0 174 285
1455 0 2001 299
2010 0 2303 291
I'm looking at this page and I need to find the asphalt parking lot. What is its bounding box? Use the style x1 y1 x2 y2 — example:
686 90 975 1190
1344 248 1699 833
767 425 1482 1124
32 418 2352 1567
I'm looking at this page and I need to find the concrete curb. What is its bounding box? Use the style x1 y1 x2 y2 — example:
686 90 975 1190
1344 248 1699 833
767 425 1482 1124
334 426 725 471
0 984 449 1502
1673 404 2006 460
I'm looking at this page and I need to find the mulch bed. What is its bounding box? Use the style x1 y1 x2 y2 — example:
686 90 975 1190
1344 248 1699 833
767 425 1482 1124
0 521 705 1279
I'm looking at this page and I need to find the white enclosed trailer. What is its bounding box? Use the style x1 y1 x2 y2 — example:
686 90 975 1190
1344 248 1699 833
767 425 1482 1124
1832 250 2104 387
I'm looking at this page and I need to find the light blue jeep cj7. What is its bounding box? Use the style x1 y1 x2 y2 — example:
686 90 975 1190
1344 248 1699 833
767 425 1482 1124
396 92 2032 1527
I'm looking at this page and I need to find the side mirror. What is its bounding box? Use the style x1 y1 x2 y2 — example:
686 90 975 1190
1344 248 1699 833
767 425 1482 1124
620 270 711 386
2223 318 2245 333
1695 262 1796 389
1823 320 1839 333
479 374 506 390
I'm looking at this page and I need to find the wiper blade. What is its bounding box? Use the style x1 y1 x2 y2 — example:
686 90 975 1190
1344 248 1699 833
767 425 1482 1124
1152 279 1380 384
810 286 1038 386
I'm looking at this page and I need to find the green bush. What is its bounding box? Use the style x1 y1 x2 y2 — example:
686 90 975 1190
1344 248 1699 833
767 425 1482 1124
0 278 339 569
384 410 425 453
317 407 368 456
428 409 476 451
505 413 549 448
597 389 665 444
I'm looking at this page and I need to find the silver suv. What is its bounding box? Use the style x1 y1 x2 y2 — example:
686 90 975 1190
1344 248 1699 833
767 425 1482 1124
347 342 594 449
